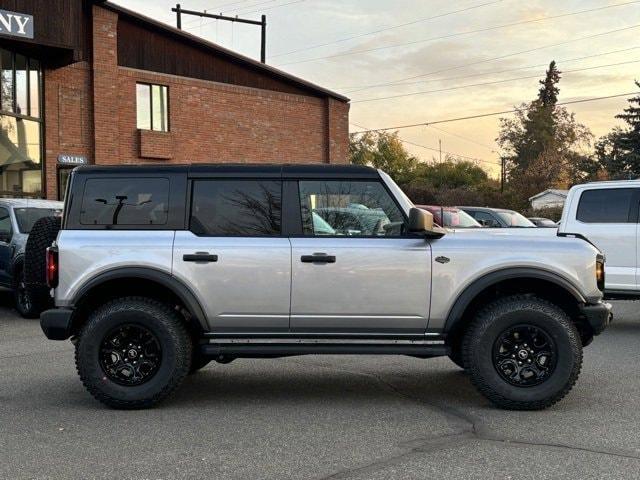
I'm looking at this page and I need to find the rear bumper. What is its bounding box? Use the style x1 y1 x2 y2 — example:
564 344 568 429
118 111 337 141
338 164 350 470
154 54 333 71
40 308 74 340
580 301 612 336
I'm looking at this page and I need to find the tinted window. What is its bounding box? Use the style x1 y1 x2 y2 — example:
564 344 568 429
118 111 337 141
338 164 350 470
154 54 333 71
80 178 169 226
0 207 11 240
15 208 62 233
191 180 281 236
299 180 405 236
577 189 634 223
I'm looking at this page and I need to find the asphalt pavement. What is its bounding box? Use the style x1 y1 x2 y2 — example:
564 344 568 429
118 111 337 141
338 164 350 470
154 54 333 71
1 292 640 480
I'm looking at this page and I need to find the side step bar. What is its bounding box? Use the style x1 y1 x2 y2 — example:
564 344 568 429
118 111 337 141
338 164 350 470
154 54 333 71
201 343 449 358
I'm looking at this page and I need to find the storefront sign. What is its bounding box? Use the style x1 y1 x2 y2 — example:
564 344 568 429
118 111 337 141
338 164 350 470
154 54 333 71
0 10 34 40
58 154 88 166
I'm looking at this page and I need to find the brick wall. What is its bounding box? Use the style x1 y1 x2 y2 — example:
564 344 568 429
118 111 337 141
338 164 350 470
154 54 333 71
42 4 350 198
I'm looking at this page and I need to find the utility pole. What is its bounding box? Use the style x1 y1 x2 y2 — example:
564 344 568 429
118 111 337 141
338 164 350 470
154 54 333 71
439 139 442 163
500 157 506 193
172 5 267 63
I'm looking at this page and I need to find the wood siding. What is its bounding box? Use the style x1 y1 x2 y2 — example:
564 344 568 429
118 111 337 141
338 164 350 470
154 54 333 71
117 17 323 98
0 0 91 63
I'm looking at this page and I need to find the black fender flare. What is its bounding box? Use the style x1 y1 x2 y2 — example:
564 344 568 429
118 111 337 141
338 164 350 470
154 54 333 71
444 267 587 333
72 267 208 330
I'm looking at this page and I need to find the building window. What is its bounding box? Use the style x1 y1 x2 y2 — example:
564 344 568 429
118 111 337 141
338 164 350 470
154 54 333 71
0 48 42 198
137 83 169 132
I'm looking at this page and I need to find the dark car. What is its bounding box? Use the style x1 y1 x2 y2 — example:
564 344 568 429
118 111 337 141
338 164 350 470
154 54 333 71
459 206 536 228
416 205 482 229
529 217 558 228
0 199 63 317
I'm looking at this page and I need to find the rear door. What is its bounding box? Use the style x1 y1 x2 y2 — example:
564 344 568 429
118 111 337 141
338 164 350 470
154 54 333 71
172 178 291 332
572 187 638 291
289 178 431 334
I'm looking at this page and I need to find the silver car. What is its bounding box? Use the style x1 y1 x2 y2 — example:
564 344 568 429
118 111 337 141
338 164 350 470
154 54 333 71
40 165 610 410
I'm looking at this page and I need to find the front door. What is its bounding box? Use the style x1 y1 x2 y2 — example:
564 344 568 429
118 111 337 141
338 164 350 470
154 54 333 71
172 179 291 332
289 179 431 334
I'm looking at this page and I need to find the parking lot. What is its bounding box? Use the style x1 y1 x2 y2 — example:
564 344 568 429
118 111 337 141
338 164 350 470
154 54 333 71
0 292 638 479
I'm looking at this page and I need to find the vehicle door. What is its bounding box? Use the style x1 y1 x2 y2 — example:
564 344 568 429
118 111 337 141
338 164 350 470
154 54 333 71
172 178 291 332
0 207 13 286
572 187 638 291
289 178 431 334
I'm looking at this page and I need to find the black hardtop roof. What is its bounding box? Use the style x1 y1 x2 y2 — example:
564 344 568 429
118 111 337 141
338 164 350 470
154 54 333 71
72 164 379 179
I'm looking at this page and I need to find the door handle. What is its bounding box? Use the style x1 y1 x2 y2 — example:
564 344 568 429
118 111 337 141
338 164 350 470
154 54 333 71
183 253 218 263
301 253 336 264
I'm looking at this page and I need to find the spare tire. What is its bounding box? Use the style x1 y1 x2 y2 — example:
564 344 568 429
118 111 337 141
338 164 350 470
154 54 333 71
24 216 61 316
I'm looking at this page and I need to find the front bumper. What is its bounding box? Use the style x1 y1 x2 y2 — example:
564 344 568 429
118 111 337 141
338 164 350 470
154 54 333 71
40 308 74 340
580 301 612 336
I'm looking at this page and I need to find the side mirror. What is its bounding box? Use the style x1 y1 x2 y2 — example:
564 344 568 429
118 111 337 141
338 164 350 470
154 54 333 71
0 231 11 243
408 208 445 238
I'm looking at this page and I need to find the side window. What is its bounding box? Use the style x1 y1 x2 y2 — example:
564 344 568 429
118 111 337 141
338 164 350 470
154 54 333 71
80 178 169 226
474 211 499 227
190 180 282 236
0 207 11 242
298 180 405 237
577 188 634 223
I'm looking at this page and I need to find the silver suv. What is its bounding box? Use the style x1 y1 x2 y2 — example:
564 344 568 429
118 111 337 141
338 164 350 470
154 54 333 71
40 165 611 410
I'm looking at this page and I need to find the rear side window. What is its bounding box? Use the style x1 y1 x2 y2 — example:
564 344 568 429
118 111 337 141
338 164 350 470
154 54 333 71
190 180 281 236
577 188 635 223
80 178 169 226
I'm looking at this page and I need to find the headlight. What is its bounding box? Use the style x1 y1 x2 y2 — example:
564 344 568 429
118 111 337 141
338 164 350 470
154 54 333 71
596 254 605 291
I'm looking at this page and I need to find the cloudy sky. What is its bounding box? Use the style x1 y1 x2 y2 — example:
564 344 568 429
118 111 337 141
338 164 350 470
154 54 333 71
113 0 640 176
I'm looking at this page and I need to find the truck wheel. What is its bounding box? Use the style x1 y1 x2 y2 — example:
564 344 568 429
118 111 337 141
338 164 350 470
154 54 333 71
75 297 192 409
24 216 61 315
462 295 582 410
448 349 465 369
13 266 39 318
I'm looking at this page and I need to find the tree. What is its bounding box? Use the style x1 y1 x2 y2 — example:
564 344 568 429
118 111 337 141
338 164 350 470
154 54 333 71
350 131 418 184
596 83 640 178
497 61 594 205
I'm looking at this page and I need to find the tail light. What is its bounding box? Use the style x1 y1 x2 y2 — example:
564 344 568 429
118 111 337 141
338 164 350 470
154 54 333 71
46 247 58 288
596 254 605 292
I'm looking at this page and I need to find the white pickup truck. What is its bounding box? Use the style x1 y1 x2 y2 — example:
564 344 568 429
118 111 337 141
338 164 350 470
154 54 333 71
559 180 640 298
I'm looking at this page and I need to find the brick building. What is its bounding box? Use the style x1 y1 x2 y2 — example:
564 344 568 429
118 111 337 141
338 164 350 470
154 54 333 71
0 0 350 200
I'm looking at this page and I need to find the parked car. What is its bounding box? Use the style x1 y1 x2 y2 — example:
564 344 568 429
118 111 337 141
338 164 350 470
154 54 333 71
0 199 63 317
40 164 610 410
559 180 640 297
529 217 558 228
460 206 536 228
417 205 482 229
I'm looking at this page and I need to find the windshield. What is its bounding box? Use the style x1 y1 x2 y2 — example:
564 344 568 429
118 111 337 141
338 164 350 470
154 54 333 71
497 210 536 227
441 209 481 228
14 208 62 233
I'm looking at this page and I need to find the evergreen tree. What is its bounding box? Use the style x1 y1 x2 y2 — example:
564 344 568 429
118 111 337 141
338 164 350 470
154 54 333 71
538 60 561 107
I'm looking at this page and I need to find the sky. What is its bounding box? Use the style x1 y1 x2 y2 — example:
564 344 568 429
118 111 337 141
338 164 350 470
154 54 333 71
113 0 640 177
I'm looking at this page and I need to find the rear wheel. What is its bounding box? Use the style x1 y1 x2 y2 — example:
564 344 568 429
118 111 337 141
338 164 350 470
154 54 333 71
13 266 39 318
75 297 192 409
463 295 582 410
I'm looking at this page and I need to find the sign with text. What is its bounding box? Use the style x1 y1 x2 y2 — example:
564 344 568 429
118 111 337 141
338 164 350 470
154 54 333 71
58 154 88 166
0 9 34 40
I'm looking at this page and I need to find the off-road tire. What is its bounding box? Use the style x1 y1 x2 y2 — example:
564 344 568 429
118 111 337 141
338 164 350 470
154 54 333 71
13 265 39 318
448 349 465 369
24 216 61 315
462 295 582 410
75 297 192 409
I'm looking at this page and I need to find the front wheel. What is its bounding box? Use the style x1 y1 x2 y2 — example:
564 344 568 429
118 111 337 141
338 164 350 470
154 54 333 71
463 295 582 410
75 297 192 409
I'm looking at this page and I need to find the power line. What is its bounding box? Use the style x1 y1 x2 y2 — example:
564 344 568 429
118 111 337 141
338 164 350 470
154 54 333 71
339 45 640 93
185 0 304 31
268 0 505 59
352 59 640 103
353 91 640 133
232 0 284 15
276 1 640 66
427 125 497 151
182 0 255 25
341 25 640 94
350 123 501 165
